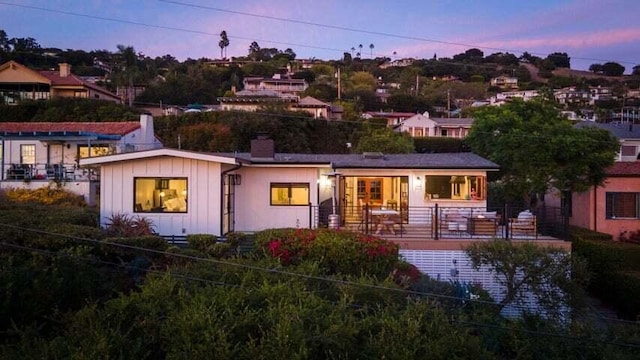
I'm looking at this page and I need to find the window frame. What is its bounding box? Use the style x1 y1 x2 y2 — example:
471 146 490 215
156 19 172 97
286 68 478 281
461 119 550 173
270 182 310 206
605 192 639 219
77 144 115 159
424 175 486 200
20 144 36 165
133 177 188 214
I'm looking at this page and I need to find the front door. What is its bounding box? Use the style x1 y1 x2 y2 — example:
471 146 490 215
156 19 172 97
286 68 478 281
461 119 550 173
357 178 383 207
222 174 236 234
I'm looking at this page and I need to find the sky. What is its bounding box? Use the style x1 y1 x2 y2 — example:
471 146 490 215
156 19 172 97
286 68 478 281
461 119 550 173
1 0 639 73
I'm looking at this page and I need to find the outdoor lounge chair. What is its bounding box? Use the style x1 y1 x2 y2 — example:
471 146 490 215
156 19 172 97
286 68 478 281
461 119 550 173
509 210 537 238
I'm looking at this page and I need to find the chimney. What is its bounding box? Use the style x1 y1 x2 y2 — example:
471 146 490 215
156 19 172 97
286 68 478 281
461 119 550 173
59 63 71 77
250 133 275 159
139 113 157 150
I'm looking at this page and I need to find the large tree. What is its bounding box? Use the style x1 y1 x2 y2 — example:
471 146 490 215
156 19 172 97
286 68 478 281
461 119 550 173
218 30 229 59
355 128 414 154
465 100 619 204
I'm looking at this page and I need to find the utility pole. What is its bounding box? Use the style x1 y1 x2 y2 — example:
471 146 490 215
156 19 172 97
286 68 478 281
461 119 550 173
415 75 419 95
337 67 341 100
447 89 451 118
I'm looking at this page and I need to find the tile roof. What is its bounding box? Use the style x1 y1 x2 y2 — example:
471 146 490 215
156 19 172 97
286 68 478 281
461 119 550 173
606 161 640 176
0 122 140 136
39 70 119 98
216 152 499 169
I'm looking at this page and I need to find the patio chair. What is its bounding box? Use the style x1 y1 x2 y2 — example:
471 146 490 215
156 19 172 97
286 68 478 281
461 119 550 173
509 210 537 238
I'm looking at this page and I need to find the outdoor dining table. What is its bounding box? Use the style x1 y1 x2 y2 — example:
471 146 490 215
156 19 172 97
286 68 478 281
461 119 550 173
370 209 400 235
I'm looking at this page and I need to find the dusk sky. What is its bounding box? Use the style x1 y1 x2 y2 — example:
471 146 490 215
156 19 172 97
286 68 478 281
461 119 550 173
1 0 639 73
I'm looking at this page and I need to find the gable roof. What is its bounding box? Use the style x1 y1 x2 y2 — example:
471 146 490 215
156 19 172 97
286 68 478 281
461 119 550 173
39 70 119 99
79 147 239 166
606 161 640 177
0 122 141 138
294 96 330 107
0 60 50 84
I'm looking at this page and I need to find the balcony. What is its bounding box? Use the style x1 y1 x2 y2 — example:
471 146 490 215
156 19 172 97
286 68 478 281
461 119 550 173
2 163 98 182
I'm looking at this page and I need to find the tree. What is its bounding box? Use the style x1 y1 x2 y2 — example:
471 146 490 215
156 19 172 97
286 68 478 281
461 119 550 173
358 44 363 58
632 64 640 76
218 30 229 59
601 62 625 76
466 240 588 320
369 43 374 59
465 100 619 204
546 52 570 68
589 63 604 74
248 41 260 60
355 128 414 154
114 45 139 107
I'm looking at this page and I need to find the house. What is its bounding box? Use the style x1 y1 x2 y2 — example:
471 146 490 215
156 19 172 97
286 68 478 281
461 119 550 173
79 135 499 237
218 91 340 119
575 121 640 161
242 76 308 95
567 161 640 240
490 76 518 90
0 114 162 204
0 61 121 104
395 112 474 138
362 111 416 127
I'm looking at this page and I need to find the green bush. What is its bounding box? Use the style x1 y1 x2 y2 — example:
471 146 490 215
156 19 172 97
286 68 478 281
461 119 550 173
569 226 613 242
187 234 218 252
102 235 168 260
604 271 640 320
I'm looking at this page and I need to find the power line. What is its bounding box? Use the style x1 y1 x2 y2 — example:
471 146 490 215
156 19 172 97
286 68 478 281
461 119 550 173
157 0 638 66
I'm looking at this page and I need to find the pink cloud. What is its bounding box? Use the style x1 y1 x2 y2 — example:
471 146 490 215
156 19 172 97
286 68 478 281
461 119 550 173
479 28 640 50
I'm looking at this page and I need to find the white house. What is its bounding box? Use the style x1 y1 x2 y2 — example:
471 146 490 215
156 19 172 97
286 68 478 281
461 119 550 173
0 114 162 204
80 135 499 237
395 112 474 138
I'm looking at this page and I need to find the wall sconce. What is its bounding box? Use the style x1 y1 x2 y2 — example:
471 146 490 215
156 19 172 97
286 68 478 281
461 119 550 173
416 176 421 180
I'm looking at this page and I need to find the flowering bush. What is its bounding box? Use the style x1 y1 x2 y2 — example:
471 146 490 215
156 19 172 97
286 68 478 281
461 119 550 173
255 228 400 278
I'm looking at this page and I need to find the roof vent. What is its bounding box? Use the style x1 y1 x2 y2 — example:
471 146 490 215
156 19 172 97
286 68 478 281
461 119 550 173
362 152 384 159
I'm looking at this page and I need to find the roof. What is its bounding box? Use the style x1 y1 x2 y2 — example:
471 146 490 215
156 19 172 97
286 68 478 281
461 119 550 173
294 96 330 107
606 161 640 176
80 147 239 166
39 70 119 99
0 122 140 137
365 111 416 118
215 152 500 170
432 117 475 126
575 121 640 139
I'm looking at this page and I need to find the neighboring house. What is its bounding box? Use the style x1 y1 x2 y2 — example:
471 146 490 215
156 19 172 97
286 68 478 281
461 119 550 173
362 111 416 127
490 90 539 105
242 76 308 95
0 114 162 204
567 161 640 240
490 76 518 90
378 58 415 69
575 121 640 161
0 61 121 104
218 91 339 119
395 112 473 138
79 136 499 237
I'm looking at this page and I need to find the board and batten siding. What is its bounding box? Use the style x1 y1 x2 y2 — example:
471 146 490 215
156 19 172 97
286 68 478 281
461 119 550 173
234 166 320 232
99 156 223 236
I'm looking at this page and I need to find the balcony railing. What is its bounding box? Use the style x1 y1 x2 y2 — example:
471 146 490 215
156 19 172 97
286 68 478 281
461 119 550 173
311 204 568 241
2 163 98 182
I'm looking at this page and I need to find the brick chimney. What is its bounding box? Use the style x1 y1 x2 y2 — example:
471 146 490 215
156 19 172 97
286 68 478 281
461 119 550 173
250 133 275 159
59 63 71 77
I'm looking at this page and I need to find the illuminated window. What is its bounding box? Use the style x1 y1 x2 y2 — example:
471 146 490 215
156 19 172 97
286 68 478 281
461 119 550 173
134 177 188 213
424 175 485 200
270 183 309 206
78 145 114 158
20 144 35 164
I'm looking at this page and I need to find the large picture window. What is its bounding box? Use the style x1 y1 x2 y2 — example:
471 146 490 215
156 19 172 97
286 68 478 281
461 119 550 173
20 144 35 164
134 177 188 213
424 175 485 200
606 192 639 219
270 183 309 206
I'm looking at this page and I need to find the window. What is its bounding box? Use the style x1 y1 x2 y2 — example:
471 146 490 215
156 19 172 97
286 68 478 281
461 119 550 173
270 183 309 206
606 192 639 219
621 145 637 157
20 144 35 164
134 177 188 213
424 175 485 200
78 145 114 159
440 129 448 137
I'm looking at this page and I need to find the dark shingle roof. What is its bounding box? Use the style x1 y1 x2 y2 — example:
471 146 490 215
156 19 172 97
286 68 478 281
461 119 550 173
215 152 499 170
575 121 640 139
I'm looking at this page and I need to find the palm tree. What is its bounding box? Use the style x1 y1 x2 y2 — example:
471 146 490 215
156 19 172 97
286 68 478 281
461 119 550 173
351 47 355 56
115 44 138 107
369 43 374 59
358 44 363 57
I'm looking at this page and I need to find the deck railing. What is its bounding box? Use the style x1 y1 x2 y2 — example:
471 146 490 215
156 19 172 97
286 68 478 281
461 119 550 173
2 163 98 182
311 203 569 241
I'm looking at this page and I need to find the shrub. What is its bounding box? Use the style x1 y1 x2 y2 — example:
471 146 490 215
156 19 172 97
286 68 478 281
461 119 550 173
104 213 156 237
255 228 399 278
4 186 86 206
187 234 218 252
102 235 168 261
569 226 612 242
